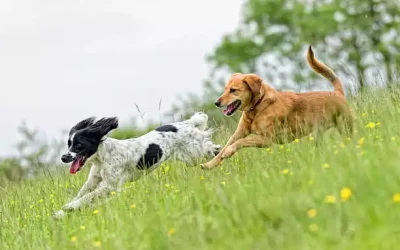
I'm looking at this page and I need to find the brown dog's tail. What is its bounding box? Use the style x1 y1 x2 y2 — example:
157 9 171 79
307 45 344 95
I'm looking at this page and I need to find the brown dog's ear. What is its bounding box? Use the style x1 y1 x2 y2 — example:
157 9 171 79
243 74 276 108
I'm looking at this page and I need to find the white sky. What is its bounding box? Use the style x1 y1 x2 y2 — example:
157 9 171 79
0 0 244 156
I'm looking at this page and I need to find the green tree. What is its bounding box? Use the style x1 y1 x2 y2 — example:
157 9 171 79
169 0 400 119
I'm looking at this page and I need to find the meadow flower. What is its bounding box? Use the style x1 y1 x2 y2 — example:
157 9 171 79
391 137 396 141
309 137 314 141
281 169 289 175
324 195 337 204
221 181 226 185
94 241 101 247
199 175 204 180
93 210 99 215
307 209 317 218
111 191 116 195
168 228 176 236
294 139 299 143
38 199 44 203
130 204 136 209
321 163 330 169
80 225 86 230
340 187 352 201
266 148 271 152
392 193 400 203
358 137 365 146
71 236 77 242
163 165 170 173
279 145 284 150
308 224 319 232
365 122 376 129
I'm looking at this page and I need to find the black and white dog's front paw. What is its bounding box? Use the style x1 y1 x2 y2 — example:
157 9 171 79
213 144 222 156
53 210 66 220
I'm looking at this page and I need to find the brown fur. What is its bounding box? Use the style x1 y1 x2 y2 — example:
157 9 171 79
201 46 353 169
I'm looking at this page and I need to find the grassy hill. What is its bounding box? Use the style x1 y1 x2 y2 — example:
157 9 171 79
1 87 400 250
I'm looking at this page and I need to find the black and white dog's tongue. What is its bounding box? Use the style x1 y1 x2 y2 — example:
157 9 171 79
69 158 83 174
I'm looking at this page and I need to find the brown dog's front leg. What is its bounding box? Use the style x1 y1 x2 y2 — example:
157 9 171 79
222 135 272 159
201 117 249 169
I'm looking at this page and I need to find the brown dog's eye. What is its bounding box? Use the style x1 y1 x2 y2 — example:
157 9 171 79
229 88 237 93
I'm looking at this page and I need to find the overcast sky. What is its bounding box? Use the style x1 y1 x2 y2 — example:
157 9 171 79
0 0 244 156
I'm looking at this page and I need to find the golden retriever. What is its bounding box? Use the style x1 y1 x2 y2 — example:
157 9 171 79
201 46 353 169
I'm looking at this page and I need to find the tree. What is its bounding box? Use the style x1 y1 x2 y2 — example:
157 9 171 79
169 0 400 119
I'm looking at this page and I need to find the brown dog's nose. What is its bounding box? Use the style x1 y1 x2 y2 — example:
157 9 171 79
214 99 221 107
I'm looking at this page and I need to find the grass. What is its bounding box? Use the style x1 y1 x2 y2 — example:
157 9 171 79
1 87 400 250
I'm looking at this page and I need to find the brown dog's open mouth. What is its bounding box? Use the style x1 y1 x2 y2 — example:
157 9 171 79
223 100 241 116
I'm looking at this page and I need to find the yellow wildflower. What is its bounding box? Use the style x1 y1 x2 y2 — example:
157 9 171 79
93 210 99 215
281 169 289 175
221 181 226 185
80 225 85 230
365 122 376 129
199 175 204 180
307 209 317 218
266 148 271 152
130 204 136 209
309 137 314 141
340 187 352 201
111 191 116 195
392 193 400 203
391 137 396 141
325 195 337 204
279 145 284 149
294 139 299 143
94 241 101 247
168 228 175 236
71 236 77 242
358 137 365 146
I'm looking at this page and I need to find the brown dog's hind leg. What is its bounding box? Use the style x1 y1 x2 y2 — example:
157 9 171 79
334 113 353 138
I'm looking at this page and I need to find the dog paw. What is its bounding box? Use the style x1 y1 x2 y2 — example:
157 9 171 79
62 200 80 211
53 210 66 220
213 144 222 156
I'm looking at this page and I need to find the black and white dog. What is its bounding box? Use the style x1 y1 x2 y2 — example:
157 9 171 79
54 112 221 219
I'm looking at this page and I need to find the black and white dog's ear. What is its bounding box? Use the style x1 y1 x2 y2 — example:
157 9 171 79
86 117 119 139
69 117 97 136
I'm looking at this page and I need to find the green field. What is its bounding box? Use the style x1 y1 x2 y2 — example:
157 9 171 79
1 87 400 250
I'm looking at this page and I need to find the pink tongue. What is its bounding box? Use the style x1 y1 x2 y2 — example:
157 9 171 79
70 159 81 174
223 104 234 115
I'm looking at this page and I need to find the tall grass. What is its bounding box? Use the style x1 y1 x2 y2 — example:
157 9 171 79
1 87 400 250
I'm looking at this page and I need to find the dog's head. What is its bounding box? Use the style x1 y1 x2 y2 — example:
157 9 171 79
214 73 276 116
61 117 119 174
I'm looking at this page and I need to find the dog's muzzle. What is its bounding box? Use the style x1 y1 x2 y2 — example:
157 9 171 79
61 153 74 163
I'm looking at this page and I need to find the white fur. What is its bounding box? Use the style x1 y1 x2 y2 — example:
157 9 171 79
54 112 220 219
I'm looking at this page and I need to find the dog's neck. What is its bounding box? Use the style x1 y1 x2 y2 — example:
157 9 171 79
89 137 136 166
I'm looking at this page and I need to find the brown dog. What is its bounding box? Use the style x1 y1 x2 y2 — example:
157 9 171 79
201 46 352 169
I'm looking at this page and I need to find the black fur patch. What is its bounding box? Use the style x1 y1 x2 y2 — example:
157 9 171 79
137 144 163 170
155 125 178 133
